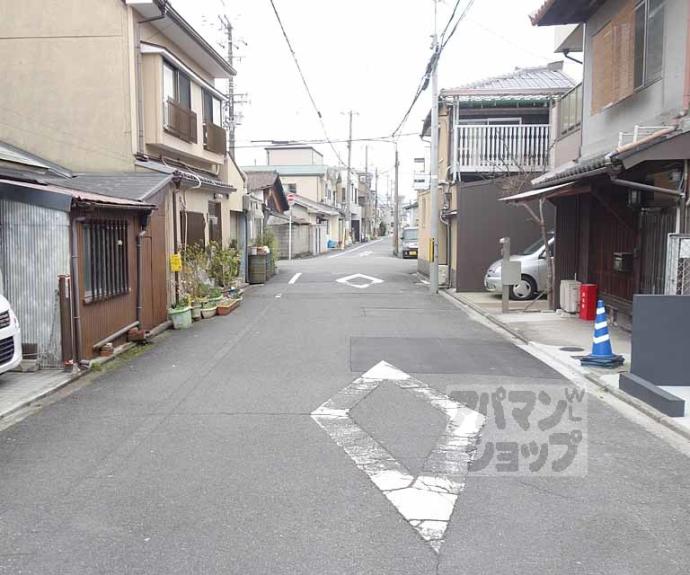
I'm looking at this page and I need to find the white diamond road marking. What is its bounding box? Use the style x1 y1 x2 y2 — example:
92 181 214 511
311 361 485 553
335 273 384 289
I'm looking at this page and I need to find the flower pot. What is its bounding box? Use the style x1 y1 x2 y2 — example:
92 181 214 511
191 303 202 321
200 306 217 319
168 306 192 329
208 296 223 307
217 298 241 316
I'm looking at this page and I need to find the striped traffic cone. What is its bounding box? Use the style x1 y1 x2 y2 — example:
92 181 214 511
580 299 624 367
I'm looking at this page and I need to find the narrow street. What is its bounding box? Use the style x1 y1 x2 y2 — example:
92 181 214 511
0 239 688 574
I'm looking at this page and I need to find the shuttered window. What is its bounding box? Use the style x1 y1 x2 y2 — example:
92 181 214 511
83 220 129 302
592 0 664 114
592 22 614 113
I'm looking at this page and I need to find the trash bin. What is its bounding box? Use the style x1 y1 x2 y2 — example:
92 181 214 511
579 283 598 320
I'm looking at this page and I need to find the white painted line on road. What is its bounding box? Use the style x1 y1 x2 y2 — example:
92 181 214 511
311 361 485 553
335 273 384 289
358 250 373 257
288 272 302 284
327 238 384 258
275 293 282 298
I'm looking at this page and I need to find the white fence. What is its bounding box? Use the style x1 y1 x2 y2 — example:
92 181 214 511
454 124 550 173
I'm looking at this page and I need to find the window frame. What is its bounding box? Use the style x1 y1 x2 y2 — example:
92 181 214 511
202 89 223 127
82 220 130 304
163 60 192 111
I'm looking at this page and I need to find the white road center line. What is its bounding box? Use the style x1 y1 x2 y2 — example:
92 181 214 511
288 272 302 284
275 293 282 298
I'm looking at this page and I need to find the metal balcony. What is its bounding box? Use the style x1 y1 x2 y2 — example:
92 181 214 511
454 124 550 173
204 122 227 155
164 98 197 143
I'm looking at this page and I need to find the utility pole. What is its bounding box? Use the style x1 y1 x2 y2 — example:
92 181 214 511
219 15 236 157
345 110 354 244
394 144 400 256
364 145 369 239
374 167 379 237
429 1 440 293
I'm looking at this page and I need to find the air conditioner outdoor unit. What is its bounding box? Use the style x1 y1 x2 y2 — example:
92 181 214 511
559 279 581 313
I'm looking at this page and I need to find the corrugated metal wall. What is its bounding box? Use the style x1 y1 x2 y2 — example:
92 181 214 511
0 199 70 367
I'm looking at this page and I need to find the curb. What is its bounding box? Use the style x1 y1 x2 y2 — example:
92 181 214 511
440 290 690 443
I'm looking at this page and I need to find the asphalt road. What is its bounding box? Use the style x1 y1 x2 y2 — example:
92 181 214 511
1 237 689 574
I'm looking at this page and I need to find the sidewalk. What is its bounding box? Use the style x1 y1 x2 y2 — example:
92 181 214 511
0 369 77 422
443 290 690 439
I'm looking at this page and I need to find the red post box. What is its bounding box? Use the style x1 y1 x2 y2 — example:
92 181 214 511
579 284 598 320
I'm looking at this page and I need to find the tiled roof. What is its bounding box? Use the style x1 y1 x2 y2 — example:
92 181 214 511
293 194 340 216
44 172 172 201
245 170 281 192
530 0 607 27
442 63 576 98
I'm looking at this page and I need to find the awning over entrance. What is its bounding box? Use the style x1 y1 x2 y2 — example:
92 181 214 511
500 182 577 203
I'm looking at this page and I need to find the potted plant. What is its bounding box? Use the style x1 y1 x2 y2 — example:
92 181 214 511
190 299 202 321
168 295 192 329
208 286 223 307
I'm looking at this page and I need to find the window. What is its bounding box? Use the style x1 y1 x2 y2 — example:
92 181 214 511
203 90 223 127
559 84 583 136
163 62 191 109
592 0 664 113
402 228 418 241
285 183 297 195
180 211 206 247
645 0 665 82
82 220 129 302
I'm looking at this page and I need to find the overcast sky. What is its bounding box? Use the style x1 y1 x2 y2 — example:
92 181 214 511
173 0 581 203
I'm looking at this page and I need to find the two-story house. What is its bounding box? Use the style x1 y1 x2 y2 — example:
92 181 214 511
244 146 346 253
510 0 690 325
418 63 576 291
0 0 247 356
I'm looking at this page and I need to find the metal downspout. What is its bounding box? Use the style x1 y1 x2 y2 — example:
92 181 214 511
136 228 146 325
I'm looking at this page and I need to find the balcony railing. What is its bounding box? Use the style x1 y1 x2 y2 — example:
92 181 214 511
454 124 550 173
558 83 582 137
164 98 197 143
204 122 227 155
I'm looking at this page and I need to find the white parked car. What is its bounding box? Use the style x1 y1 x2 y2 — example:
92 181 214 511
484 236 554 300
0 295 21 375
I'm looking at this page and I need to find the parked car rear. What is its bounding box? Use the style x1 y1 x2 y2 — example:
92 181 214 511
401 227 419 259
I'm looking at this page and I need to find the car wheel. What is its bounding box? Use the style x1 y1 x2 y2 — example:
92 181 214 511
510 275 537 300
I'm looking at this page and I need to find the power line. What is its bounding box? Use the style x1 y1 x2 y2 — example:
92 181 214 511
390 0 475 138
441 0 476 49
267 0 349 170
238 132 419 149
